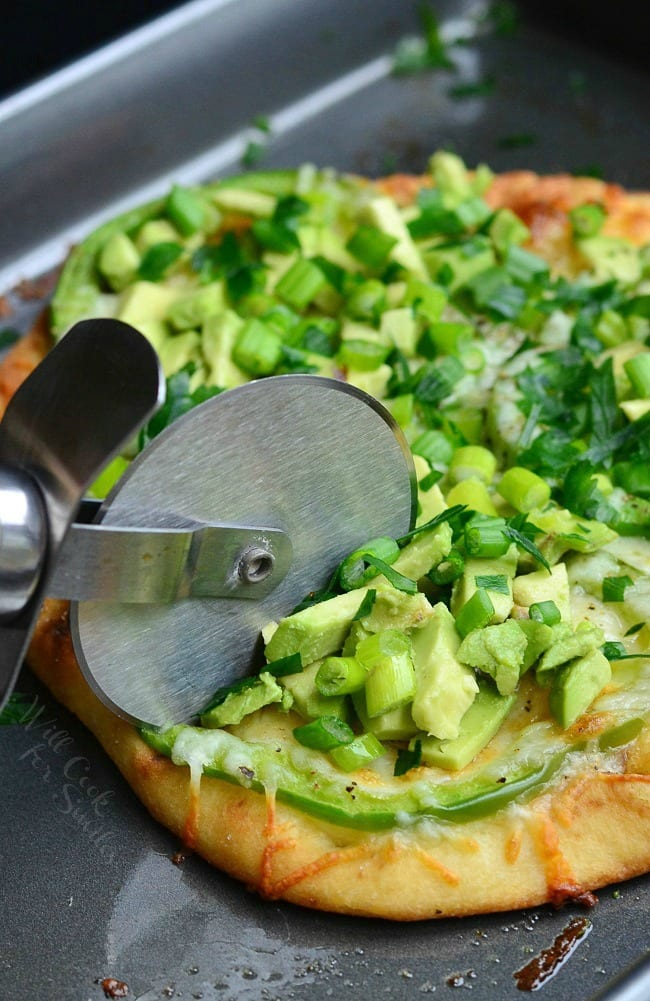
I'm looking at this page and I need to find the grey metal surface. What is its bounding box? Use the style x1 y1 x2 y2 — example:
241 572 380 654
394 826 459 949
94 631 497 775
1 1 649 999
0 319 163 713
72 376 415 726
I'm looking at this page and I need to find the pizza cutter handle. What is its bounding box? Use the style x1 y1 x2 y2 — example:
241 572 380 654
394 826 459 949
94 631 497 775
0 318 165 712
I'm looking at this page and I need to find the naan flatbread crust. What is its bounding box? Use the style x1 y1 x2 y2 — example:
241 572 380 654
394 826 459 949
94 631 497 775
3 169 650 920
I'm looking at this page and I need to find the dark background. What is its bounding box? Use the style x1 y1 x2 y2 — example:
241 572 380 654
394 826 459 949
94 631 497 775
2 1 648 99
0 1 181 96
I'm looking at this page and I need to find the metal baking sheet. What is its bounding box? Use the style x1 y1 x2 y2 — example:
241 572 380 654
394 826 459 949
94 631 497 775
2 2 650 998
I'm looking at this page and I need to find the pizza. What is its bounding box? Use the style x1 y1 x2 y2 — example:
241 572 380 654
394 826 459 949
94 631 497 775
2 152 650 920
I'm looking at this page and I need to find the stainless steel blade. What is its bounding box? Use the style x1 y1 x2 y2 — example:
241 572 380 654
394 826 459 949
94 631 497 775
72 375 416 728
0 319 165 710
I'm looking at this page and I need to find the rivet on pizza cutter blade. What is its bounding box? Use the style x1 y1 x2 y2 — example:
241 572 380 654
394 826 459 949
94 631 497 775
0 321 417 730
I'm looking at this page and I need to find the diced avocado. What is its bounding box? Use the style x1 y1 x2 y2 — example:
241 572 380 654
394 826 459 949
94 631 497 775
620 399 650 421
360 588 433 634
280 660 349 722
379 307 418 356
416 481 448 527
361 196 427 278
410 602 479 739
264 589 368 665
200 672 287 728
157 330 202 377
352 689 419 740
526 506 618 564
117 280 182 327
345 363 392 399
340 319 390 345
136 219 180 252
535 621 605 686
513 563 572 623
418 680 516 771
201 311 249 388
167 282 226 331
577 236 641 285
517 619 555 673
212 187 276 217
298 224 359 271
488 208 530 255
98 232 140 291
548 648 612 728
450 545 518 625
135 319 169 353
423 237 495 292
390 522 453 583
457 620 527 695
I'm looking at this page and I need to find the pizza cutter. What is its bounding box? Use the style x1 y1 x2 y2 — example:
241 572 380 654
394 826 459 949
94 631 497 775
0 319 416 728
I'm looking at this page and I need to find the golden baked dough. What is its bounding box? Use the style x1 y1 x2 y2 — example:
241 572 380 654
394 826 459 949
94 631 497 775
3 159 650 920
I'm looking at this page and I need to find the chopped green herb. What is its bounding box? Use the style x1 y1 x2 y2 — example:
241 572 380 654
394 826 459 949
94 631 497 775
474 573 510 595
392 3 455 75
394 739 422 777
602 576 634 603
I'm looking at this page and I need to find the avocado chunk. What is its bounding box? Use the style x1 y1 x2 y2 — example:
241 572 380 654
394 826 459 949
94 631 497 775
157 330 202 377
389 522 453 584
451 545 517 625
548 648 612 728
360 588 434 634
352 689 419 740
117 279 182 328
200 672 288 728
457 619 528 696
201 311 249 388
167 282 226 331
361 196 427 278
98 232 140 291
535 621 605 687
264 588 369 665
577 235 641 285
410 602 479 739
417 680 517 771
513 564 572 623
517 619 555 673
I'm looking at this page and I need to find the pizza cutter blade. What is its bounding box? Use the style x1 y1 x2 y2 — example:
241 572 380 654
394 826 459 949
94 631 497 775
71 375 417 728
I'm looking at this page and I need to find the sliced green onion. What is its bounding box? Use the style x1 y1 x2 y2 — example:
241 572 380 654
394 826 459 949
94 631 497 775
503 245 549 284
497 466 551 513
138 241 183 281
413 356 465 405
346 225 397 269
276 258 326 310
602 575 634 603
403 278 447 322
251 217 300 253
464 518 510 558
446 477 498 517
232 317 283 376
394 739 422 777
569 202 606 239
292 715 354 751
264 652 303 677
474 573 510 595
165 185 205 236
419 469 443 491
411 429 454 467
529 600 561 626
316 656 369 696
418 321 474 358
449 445 497 485
459 346 486 374
623 353 650 399
363 554 418 594
338 537 400 591
330 732 385 772
454 588 495 638
625 622 645 636
428 548 465 585
345 279 387 322
337 338 391 372
357 630 417 717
